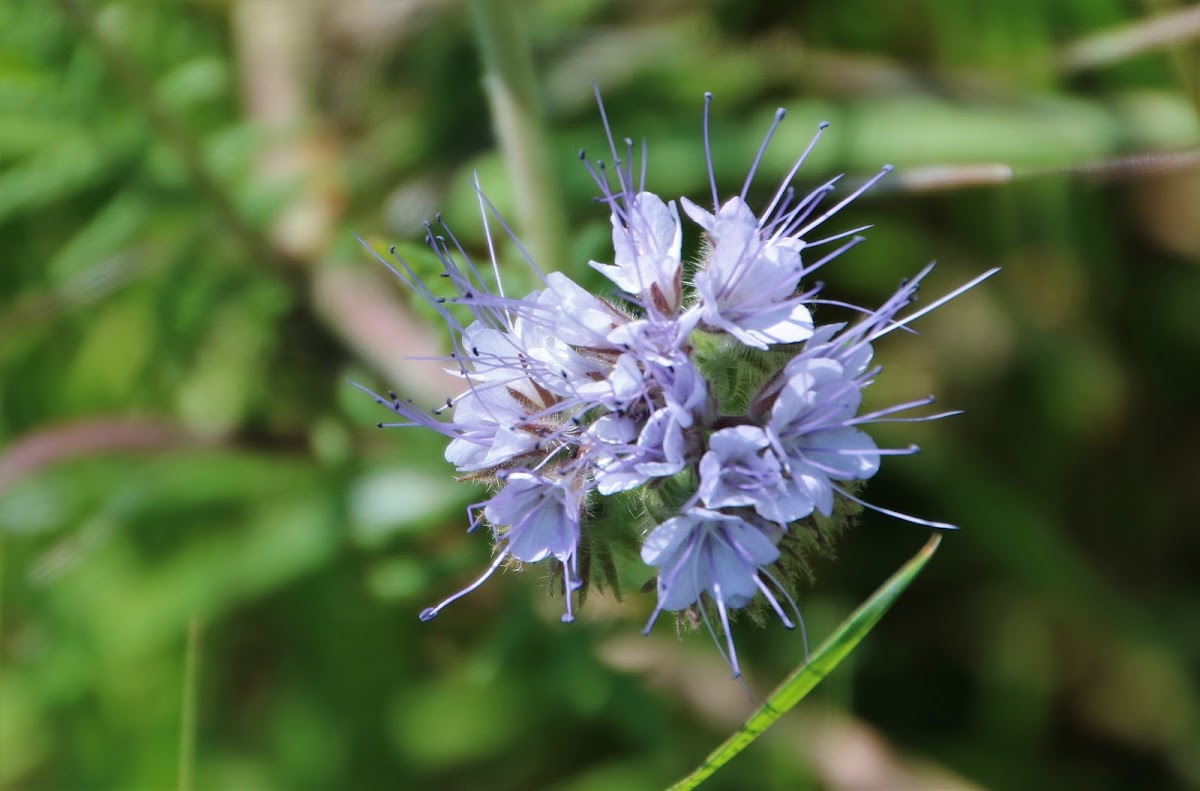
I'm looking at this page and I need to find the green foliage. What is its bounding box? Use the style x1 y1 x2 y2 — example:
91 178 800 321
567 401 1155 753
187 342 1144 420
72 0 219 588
669 534 941 790
2 2 1199 790
690 329 793 417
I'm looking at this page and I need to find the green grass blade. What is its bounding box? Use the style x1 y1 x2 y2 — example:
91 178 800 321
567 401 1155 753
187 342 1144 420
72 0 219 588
668 533 943 791
467 0 567 271
178 616 203 791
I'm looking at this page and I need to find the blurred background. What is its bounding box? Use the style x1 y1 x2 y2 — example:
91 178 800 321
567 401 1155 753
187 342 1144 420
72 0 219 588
2 1 1199 789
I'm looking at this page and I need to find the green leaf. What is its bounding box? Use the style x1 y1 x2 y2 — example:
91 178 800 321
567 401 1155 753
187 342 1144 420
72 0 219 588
668 533 943 791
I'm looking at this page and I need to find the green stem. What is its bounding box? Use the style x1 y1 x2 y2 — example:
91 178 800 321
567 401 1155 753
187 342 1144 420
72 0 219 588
669 533 943 791
468 0 568 271
0 535 5 681
178 617 203 791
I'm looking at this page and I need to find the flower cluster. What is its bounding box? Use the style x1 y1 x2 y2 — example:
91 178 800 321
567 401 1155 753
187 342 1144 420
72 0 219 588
359 93 996 677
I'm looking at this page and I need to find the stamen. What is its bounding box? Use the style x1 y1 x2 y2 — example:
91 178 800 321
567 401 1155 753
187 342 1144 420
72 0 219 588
753 575 795 629
703 92 718 208
741 107 787 201
593 82 633 198
832 483 959 530
798 235 866 280
709 573 741 678
805 224 873 250
761 121 830 225
760 567 808 657
639 138 649 193
794 165 894 239
419 549 511 621
561 559 576 623
871 267 1001 341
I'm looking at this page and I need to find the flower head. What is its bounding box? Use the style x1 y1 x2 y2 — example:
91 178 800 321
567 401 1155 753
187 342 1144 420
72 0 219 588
360 89 997 677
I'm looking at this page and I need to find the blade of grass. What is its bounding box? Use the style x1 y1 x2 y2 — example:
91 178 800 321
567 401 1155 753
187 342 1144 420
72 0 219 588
668 533 943 791
178 616 203 791
467 0 567 271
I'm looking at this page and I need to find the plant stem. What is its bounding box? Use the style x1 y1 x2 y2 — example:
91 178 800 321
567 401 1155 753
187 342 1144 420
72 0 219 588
468 0 568 271
178 617 203 791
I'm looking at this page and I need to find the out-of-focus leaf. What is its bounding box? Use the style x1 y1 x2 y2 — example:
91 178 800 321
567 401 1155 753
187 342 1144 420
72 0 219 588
154 55 230 113
348 467 467 547
0 126 138 223
48 190 149 283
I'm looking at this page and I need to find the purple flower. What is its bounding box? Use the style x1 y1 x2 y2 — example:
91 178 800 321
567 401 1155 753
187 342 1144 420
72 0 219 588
590 407 689 495
685 196 815 349
539 271 629 350
587 355 710 495
641 507 796 678
591 191 684 315
698 425 813 525
437 313 603 472
420 471 585 623
765 357 881 518
441 374 549 471
600 313 705 414
748 263 999 529
359 89 998 679
682 96 894 350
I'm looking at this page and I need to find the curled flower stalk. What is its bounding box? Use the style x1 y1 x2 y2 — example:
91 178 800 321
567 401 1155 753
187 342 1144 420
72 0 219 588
358 89 998 677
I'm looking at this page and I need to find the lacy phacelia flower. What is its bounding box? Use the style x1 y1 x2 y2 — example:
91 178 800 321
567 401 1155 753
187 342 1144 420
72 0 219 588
592 191 684 315
359 90 998 677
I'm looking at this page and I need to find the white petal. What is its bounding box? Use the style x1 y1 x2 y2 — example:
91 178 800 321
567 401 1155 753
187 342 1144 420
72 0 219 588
658 550 703 610
641 515 696 565
709 425 769 456
595 470 648 496
542 272 625 345
726 301 814 348
725 520 780 566
709 543 759 608
680 195 714 231
807 427 881 480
